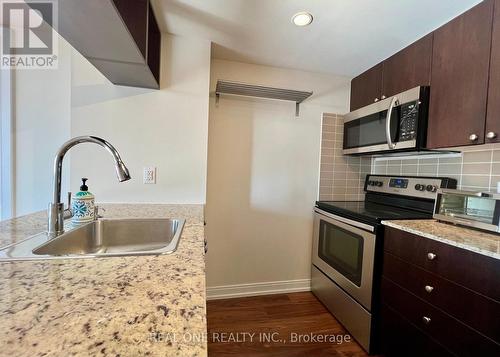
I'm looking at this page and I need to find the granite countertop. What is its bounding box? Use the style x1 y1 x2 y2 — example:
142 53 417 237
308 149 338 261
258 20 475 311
0 204 207 357
382 219 500 260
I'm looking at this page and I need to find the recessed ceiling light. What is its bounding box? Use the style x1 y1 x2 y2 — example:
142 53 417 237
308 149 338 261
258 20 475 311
292 12 313 27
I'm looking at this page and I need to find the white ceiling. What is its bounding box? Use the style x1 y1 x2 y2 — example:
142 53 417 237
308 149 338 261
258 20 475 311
153 0 483 77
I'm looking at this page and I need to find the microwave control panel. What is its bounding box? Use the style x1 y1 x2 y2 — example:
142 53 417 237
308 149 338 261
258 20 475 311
399 101 419 141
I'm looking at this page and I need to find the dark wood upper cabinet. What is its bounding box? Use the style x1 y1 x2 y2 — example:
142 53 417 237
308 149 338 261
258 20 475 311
350 63 383 111
112 0 149 60
427 0 494 149
486 0 500 143
350 34 433 112
54 0 161 89
147 2 161 84
382 34 433 99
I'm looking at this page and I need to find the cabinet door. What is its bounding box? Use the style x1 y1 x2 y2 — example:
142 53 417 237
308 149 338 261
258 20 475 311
427 0 494 149
382 34 433 98
383 251 500 343
381 304 455 357
382 278 500 357
384 226 500 302
350 63 383 111
486 0 500 143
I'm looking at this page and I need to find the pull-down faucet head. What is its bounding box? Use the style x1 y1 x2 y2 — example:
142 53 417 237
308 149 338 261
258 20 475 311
115 161 131 182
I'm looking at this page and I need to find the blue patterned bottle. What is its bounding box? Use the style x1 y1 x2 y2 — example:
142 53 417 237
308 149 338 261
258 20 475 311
71 178 95 225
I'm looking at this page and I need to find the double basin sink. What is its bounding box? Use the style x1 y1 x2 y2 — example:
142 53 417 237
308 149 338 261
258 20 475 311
0 218 185 261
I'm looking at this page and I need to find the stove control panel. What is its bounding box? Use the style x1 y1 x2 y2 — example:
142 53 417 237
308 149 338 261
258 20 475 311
414 183 438 192
367 180 384 187
389 178 408 189
365 175 456 199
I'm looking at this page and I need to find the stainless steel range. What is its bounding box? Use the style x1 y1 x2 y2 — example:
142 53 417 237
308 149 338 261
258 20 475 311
311 175 457 354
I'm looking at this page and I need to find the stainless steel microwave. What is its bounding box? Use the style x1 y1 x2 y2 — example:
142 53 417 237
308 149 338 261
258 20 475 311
343 86 430 155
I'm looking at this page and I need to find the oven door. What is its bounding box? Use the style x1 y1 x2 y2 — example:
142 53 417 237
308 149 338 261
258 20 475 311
312 208 376 311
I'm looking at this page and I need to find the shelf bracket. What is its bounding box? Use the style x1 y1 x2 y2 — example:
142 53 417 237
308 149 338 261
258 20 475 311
295 102 300 117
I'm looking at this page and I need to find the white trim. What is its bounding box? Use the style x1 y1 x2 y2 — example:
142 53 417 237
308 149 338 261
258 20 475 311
206 279 311 300
0 26 15 219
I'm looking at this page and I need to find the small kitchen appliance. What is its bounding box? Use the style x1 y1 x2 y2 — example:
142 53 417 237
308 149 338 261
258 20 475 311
434 189 500 233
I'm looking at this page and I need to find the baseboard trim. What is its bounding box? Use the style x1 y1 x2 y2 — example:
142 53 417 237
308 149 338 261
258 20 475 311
207 279 311 300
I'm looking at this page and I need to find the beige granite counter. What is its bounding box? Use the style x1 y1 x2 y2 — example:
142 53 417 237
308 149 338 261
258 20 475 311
0 204 207 357
383 219 500 260
0 211 48 248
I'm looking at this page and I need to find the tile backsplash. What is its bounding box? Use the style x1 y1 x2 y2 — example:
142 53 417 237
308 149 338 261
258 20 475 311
319 113 500 201
319 113 371 201
372 144 500 192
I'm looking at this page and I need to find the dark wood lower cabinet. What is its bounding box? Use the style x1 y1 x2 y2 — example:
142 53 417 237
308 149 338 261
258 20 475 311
382 277 500 357
384 227 500 301
381 227 500 356
383 252 500 342
381 304 455 357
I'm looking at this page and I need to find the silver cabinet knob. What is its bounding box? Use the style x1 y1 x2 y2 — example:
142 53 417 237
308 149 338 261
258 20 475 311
469 134 479 142
425 285 434 293
427 253 437 260
422 316 431 325
381 95 386 99
374 98 379 102
486 131 497 140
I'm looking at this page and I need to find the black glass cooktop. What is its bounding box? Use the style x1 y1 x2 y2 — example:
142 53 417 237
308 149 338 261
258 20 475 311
316 200 433 226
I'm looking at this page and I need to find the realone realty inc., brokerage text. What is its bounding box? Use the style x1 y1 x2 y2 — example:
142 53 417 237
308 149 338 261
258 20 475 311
149 332 352 344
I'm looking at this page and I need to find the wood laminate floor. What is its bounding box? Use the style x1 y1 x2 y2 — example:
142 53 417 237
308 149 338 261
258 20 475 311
207 292 376 357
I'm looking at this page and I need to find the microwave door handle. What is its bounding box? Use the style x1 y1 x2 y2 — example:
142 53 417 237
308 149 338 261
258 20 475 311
385 96 399 149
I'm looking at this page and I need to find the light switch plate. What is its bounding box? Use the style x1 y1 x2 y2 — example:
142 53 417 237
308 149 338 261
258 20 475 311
143 167 156 184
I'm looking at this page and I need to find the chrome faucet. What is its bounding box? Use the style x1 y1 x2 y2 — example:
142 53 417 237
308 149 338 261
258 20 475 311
47 136 131 238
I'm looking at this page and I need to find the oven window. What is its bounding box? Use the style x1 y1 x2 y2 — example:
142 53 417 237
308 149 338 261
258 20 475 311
343 107 399 149
318 220 364 286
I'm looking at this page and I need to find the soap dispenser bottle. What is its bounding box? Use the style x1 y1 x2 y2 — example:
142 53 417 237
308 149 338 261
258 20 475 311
71 178 95 225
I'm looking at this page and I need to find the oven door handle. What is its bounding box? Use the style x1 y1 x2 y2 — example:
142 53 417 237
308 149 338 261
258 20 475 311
385 96 399 150
314 208 375 233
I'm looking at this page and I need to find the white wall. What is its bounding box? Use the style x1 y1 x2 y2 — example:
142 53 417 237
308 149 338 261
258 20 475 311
206 59 350 293
70 34 211 203
0 34 14 219
13 36 72 216
3 32 211 219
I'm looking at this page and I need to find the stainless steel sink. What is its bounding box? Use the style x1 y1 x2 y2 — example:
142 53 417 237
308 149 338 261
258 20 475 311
0 218 185 261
